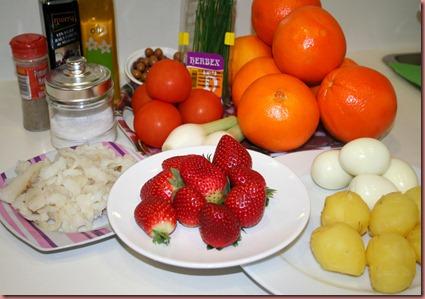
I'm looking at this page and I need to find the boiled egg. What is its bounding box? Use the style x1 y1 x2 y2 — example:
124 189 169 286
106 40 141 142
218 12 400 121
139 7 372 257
348 174 398 209
311 150 353 190
339 138 391 176
382 158 418 192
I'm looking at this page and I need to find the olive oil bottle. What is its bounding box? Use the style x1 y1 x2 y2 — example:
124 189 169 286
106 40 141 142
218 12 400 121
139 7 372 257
78 0 120 106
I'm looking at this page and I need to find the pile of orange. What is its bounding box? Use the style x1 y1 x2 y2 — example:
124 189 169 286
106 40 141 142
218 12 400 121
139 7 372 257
231 0 397 152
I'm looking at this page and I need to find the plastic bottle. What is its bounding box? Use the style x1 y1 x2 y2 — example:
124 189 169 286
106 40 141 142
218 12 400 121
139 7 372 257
78 0 120 107
9 33 50 131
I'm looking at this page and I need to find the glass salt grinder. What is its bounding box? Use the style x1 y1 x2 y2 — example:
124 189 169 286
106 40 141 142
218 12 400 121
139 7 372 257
45 56 116 148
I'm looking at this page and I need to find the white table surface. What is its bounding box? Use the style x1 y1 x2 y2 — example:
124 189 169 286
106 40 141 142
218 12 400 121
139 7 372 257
0 48 421 295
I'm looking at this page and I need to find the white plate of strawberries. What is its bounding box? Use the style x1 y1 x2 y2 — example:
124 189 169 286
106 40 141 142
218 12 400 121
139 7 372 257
107 136 310 269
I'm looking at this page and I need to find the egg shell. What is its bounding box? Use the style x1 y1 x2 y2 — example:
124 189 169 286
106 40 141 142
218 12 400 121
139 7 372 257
339 138 391 176
382 158 418 192
311 150 353 189
348 174 398 209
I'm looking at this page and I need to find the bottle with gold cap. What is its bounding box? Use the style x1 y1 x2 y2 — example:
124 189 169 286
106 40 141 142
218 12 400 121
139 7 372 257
78 0 120 107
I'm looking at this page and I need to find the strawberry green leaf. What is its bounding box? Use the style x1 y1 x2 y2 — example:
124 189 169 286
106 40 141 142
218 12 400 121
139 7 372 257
152 230 171 245
265 187 276 207
232 236 241 247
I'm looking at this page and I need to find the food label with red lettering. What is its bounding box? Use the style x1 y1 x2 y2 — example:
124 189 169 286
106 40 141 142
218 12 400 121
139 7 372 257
15 61 48 101
186 51 224 98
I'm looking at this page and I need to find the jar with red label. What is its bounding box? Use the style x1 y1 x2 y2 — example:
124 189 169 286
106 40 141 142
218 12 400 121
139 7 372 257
9 33 50 131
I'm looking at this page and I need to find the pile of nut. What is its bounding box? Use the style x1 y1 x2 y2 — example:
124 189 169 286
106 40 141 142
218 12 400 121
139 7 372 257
131 47 183 82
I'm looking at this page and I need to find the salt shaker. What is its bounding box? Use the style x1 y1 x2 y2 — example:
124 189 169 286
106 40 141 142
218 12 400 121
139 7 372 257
45 56 116 148
9 33 50 131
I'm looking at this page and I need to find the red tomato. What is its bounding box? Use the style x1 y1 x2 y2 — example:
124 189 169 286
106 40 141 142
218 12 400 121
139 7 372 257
131 84 153 113
145 59 192 103
178 88 224 124
133 100 182 148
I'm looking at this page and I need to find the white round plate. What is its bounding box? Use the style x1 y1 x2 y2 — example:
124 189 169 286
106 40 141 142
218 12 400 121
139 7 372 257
242 149 421 295
107 145 310 269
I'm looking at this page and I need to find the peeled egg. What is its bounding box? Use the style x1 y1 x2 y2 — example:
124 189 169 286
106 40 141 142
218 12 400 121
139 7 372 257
348 174 398 209
382 158 418 192
339 138 391 176
311 150 353 189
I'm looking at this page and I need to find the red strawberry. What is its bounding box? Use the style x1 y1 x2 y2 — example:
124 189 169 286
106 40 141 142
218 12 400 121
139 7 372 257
212 135 252 174
180 157 228 204
198 203 241 249
161 154 201 171
140 168 184 203
134 199 177 245
228 166 275 206
173 186 207 227
224 182 266 228
227 166 266 187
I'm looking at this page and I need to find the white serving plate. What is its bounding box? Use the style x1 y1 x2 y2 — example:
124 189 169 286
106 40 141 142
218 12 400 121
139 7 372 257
107 145 310 269
242 149 421 295
0 141 140 252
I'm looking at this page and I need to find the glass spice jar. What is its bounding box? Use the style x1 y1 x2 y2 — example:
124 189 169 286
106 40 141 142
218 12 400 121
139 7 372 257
45 56 116 148
9 33 50 131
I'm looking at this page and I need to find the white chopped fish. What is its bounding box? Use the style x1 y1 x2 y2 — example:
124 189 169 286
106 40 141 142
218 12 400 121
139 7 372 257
0 144 136 232
0 160 47 204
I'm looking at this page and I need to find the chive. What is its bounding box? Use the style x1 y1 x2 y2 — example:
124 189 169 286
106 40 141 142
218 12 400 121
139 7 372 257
191 0 235 106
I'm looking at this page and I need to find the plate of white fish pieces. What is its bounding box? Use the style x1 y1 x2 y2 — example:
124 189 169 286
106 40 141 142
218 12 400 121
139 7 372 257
0 142 139 252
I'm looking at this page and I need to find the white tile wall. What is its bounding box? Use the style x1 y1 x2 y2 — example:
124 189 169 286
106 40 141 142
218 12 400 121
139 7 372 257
0 0 420 81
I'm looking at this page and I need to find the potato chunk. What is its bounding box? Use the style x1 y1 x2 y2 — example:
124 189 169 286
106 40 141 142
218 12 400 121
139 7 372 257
404 186 421 222
366 233 416 293
310 222 366 276
369 192 419 237
321 190 370 235
406 224 421 264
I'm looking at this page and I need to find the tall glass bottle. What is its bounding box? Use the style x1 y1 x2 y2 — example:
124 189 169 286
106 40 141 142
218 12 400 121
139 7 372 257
78 0 120 107
39 0 83 70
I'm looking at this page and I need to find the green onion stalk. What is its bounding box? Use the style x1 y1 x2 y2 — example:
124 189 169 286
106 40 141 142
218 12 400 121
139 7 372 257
192 0 235 107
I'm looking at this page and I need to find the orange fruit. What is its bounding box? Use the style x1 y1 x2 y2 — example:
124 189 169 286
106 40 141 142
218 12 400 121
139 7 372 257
251 0 322 46
340 57 358 67
229 35 272 82
231 57 281 107
272 6 346 85
308 57 356 97
317 65 397 142
237 73 320 152
310 85 320 97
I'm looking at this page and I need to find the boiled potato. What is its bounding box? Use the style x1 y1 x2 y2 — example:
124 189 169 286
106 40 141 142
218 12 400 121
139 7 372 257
366 233 416 293
404 186 421 222
406 224 421 264
310 222 366 276
369 192 419 237
321 190 370 235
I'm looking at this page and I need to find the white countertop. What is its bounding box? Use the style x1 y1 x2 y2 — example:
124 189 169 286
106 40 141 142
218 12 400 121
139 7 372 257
0 49 421 295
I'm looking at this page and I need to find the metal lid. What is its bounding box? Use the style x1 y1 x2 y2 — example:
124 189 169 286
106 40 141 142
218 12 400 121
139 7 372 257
45 56 113 105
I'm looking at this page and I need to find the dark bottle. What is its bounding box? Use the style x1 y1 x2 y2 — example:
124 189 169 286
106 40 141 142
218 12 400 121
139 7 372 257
39 0 83 70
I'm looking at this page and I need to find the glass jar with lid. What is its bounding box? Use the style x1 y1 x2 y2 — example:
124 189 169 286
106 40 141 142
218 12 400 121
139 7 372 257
45 56 116 148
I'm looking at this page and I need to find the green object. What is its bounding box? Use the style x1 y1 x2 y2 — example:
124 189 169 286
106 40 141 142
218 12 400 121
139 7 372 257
388 62 421 87
191 0 235 105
